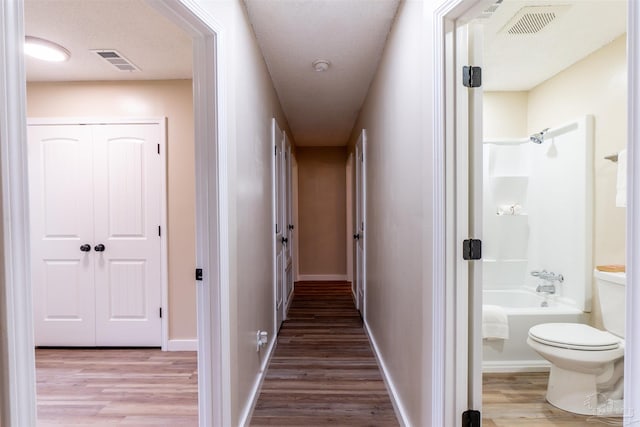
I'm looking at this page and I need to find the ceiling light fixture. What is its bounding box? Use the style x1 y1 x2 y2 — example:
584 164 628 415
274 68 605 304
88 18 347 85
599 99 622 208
24 36 70 62
312 59 330 72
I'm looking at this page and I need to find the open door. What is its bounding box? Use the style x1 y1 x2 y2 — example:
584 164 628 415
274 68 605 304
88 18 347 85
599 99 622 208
453 18 485 424
354 130 367 317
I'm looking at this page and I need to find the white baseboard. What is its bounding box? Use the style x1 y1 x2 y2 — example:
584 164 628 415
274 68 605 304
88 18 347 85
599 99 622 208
482 360 551 373
364 320 410 427
167 339 198 351
297 274 348 281
239 336 277 427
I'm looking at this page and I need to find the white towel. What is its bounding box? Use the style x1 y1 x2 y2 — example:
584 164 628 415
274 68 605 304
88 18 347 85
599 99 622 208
616 149 627 208
482 305 509 340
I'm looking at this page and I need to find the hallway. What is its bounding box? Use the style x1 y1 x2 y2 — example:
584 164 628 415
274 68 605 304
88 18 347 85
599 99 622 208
250 282 398 426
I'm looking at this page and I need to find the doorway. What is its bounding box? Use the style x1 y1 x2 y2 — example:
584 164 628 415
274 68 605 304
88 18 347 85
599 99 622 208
0 0 226 425
434 0 639 425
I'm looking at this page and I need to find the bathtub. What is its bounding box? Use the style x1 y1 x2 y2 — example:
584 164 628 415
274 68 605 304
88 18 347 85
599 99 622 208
482 289 588 373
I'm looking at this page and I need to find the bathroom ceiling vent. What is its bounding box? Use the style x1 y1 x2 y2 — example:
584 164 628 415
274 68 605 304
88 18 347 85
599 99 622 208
501 6 570 35
91 49 140 72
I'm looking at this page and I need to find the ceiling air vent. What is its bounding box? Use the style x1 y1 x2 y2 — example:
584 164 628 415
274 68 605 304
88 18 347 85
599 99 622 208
91 49 140 72
501 6 570 35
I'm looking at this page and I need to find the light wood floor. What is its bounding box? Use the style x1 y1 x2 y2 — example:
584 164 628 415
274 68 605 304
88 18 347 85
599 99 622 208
483 372 622 426
250 281 399 426
36 348 198 426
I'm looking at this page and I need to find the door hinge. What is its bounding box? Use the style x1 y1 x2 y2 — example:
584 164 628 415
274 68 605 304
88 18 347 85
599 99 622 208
158 225 161 237
463 239 482 260
275 145 277 156
462 409 481 427
463 66 482 88
157 143 160 154
195 268 203 281
159 307 163 318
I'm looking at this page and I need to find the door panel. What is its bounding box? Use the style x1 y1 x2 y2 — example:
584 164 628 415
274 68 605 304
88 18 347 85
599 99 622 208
93 124 162 346
29 125 95 346
273 119 285 328
29 122 162 347
354 130 366 316
283 134 294 312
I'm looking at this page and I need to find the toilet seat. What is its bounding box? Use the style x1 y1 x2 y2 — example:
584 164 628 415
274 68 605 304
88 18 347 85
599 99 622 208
529 323 621 351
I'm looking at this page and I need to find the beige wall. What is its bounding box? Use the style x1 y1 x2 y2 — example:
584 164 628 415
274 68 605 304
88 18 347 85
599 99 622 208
484 91 528 138
297 147 347 276
195 1 294 424
347 2 432 424
484 35 627 328
26 79 197 340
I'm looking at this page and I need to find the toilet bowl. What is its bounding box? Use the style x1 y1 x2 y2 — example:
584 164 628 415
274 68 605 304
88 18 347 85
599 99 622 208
527 270 626 416
527 323 624 415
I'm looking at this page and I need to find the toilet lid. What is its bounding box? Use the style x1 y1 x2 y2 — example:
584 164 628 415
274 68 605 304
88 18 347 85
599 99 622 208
529 323 621 351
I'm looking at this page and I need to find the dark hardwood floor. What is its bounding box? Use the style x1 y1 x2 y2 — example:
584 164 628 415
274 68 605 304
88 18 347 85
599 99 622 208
250 281 399 426
36 348 198 426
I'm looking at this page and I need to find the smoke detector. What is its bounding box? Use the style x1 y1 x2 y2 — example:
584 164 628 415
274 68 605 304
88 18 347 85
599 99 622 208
501 5 570 35
91 49 140 72
312 59 330 72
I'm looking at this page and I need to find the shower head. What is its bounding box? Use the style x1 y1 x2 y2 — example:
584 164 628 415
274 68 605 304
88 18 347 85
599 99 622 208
530 128 550 144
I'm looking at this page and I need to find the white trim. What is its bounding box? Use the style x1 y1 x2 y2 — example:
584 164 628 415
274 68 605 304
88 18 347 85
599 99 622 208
147 1 230 426
626 1 640 424
0 1 37 425
27 116 169 351
238 336 277 427
167 339 198 352
297 274 348 282
364 321 409 427
482 360 550 374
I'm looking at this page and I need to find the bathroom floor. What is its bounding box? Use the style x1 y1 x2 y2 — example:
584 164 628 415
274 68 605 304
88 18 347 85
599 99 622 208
483 372 622 426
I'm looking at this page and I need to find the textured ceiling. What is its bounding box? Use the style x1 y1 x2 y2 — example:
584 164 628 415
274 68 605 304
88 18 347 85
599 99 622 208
482 0 627 91
24 0 192 82
244 0 400 147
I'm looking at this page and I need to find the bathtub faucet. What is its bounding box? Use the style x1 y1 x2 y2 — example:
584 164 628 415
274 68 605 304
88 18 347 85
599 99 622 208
536 283 556 294
531 270 564 283
531 270 563 294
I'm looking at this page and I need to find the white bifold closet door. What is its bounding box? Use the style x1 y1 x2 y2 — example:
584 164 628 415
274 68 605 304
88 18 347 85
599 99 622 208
29 122 162 347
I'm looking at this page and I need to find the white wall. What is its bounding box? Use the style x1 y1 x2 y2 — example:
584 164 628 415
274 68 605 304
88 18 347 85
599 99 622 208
347 2 432 425
191 1 294 425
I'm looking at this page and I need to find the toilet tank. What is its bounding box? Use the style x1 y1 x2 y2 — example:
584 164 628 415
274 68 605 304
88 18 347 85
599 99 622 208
595 270 626 338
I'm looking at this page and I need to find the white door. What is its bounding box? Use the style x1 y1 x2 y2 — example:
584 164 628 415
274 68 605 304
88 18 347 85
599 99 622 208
29 122 163 347
454 20 484 418
283 134 294 314
273 119 285 328
92 124 162 346
28 125 96 346
354 130 367 316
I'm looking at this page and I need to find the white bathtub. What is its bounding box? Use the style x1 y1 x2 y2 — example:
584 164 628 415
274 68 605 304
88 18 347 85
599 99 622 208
482 289 588 373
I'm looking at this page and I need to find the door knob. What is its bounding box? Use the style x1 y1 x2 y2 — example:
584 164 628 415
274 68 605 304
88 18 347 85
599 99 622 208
94 244 106 252
80 244 91 252
353 233 360 240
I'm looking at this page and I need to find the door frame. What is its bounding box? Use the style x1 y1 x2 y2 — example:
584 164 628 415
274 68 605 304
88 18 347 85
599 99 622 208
354 129 367 317
433 0 640 425
0 1 229 426
27 117 169 349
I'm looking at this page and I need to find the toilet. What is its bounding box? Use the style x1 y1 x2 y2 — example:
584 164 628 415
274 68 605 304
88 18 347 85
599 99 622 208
526 270 626 416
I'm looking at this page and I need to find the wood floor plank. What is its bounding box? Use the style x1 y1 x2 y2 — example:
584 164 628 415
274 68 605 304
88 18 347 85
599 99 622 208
483 372 622 426
250 281 399 426
36 348 198 426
